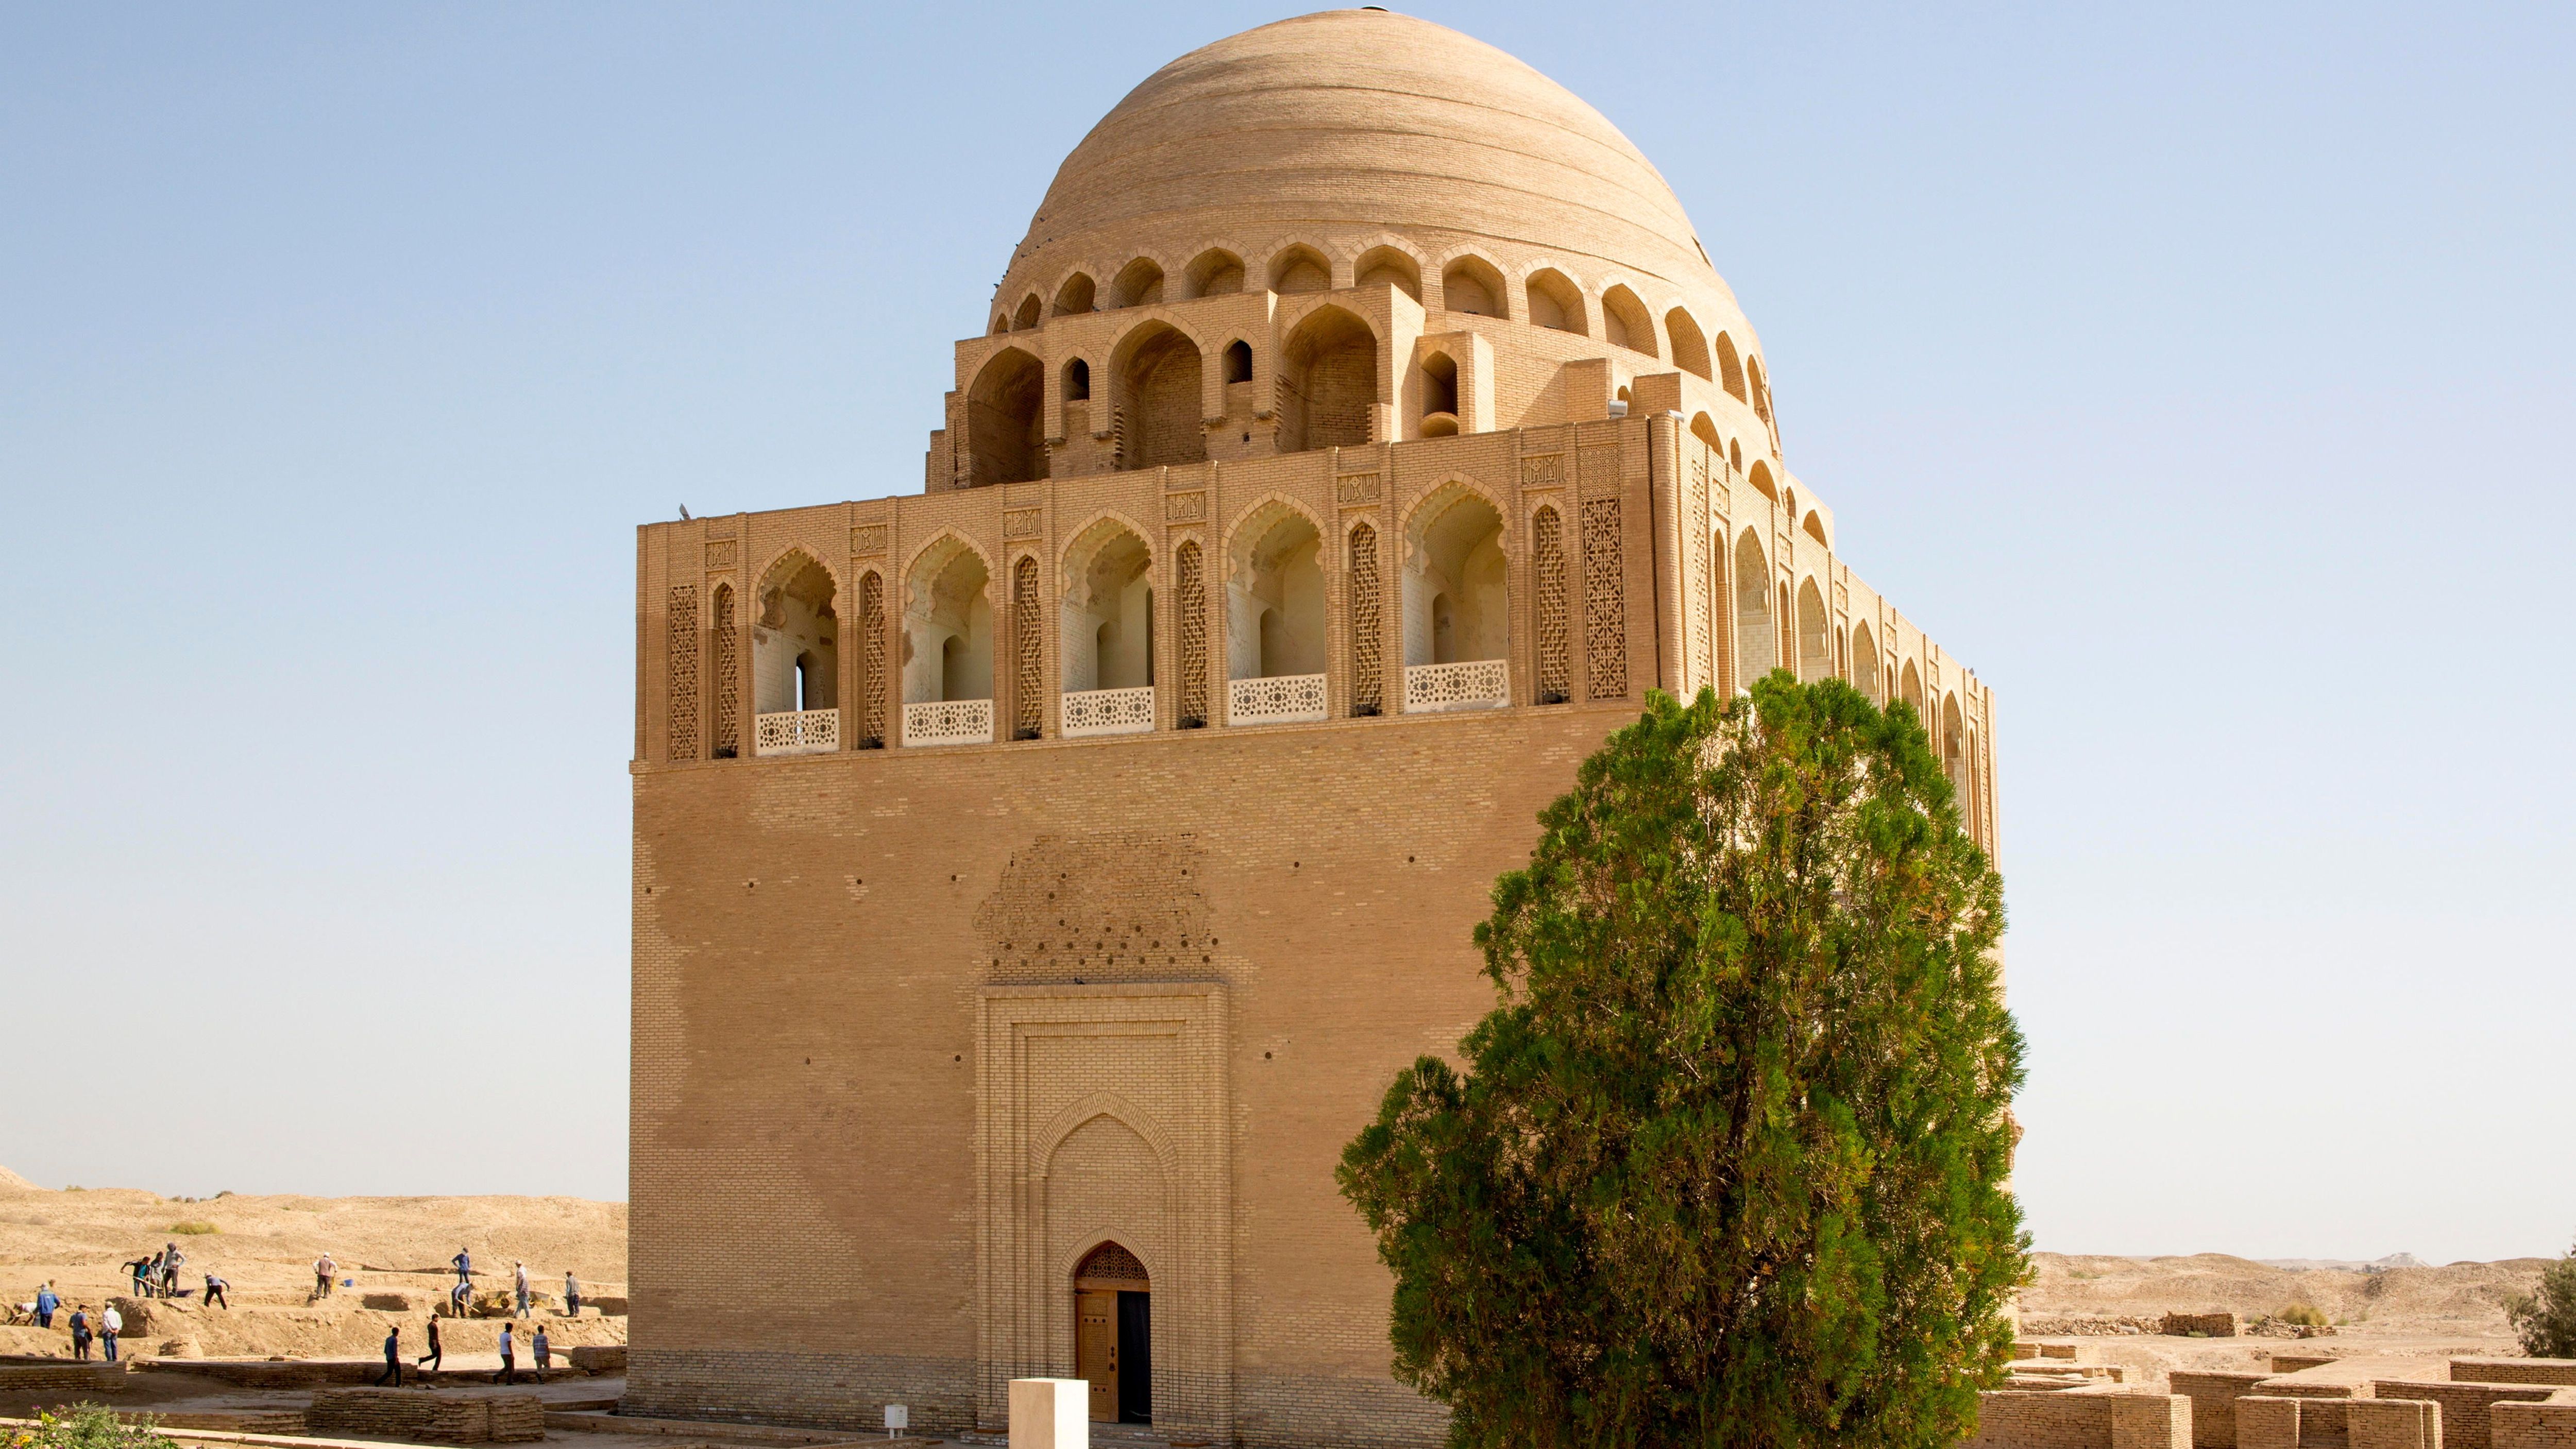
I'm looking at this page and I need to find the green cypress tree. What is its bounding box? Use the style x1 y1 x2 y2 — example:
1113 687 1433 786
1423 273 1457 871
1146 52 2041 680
1340 675 2028 1449
2507 1238 2576 1358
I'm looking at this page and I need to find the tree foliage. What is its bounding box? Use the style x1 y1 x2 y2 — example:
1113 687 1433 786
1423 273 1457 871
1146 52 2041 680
1339 676 2028 1449
2508 1239 2576 1358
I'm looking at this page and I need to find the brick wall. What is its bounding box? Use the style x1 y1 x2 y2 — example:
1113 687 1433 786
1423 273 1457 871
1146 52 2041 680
2375 1381 2554 1449
2174 1371 2278 1448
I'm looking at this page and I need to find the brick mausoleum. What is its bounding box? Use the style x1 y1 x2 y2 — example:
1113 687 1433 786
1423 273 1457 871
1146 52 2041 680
626 11 1997 1447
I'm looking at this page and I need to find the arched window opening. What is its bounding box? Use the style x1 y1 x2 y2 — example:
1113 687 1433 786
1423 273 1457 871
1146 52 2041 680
1013 293 1042 331
1354 245 1421 301
1901 658 1923 712
1851 621 1881 701
1795 578 1831 684
1174 540 1208 728
1440 255 1507 318
1053 273 1096 316
710 583 740 759
968 349 1048 487
1348 521 1383 717
1010 555 1043 741
1746 458 1778 505
1419 351 1459 436
1715 331 1747 400
1733 531 1774 681
1601 285 1654 356
1222 340 1252 384
1060 521 1156 737
1402 488 1509 712
1114 323 1206 470
751 554 839 754
1689 412 1723 458
1277 306 1376 454
990 313 1009 337
1804 511 1829 547
1185 249 1245 298
1526 268 1586 334
1666 308 1712 381
1269 245 1330 295
1059 359 1090 403
1224 505 1327 723
902 539 994 744
1110 258 1165 309
1533 505 1569 703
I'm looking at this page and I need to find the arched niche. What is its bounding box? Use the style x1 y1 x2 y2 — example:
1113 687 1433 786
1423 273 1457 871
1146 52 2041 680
752 552 838 714
1224 503 1326 681
1113 322 1206 470
1402 486 1507 670
967 347 1048 486
1277 306 1375 453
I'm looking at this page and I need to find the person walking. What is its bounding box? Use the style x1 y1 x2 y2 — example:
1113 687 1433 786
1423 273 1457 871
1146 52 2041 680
100 1302 121 1362
451 1248 472 1287
69 1306 92 1361
492 1323 516 1385
415 1316 443 1372
312 1252 336 1301
376 1324 402 1387
530 1324 550 1372
202 1273 230 1309
562 1271 581 1317
32 1282 56 1329
513 1261 529 1318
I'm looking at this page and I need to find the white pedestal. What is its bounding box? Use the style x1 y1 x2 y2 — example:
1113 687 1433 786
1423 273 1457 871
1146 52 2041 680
1008 1378 1088 1449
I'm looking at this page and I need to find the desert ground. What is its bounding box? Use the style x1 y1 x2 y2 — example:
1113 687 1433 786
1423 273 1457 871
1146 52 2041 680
1 1162 2556 1444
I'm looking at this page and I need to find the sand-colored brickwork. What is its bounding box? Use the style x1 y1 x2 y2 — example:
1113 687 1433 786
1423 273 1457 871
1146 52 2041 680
628 11 1994 1446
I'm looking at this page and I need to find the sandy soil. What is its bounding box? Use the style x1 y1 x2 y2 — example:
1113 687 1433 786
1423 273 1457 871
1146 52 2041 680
2022 1251 2546 1336
0 1168 626 1363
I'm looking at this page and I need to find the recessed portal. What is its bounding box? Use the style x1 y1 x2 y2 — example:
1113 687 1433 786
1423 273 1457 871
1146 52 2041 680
1075 1241 1151 1424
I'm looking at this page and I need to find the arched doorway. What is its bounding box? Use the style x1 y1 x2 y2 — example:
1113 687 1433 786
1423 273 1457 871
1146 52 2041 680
1074 1241 1150 1424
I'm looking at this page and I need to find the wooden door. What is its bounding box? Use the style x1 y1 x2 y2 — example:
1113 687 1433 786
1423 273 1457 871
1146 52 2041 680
1076 1289 1120 1421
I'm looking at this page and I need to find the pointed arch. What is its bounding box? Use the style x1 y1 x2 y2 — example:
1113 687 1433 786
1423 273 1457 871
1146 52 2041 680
1795 577 1831 684
1715 331 1747 400
1666 307 1712 381
1109 257 1166 309
1400 480 1509 670
1901 657 1923 711
902 533 994 707
1059 515 1156 695
1601 284 1654 356
1525 267 1585 334
1439 254 1507 318
1353 244 1422 301
1111 320 1206 470
1053 272 1096 316
966 347 1047 487
1277 305 1376 453
1268 244 1330 295
1223 496 1327 682
751 549 839 719
1013 293 1042 331
1850 619 1880 702
1746 458 1778 504
1733 529 1774 681
1184 248 1245 298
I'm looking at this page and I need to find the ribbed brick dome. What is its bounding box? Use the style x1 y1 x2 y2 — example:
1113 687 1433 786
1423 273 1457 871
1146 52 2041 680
1000 9 1736 316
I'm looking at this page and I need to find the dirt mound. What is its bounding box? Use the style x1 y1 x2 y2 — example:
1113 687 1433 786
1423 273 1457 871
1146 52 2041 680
0 1166 34 1195
2023 1251 2548 1336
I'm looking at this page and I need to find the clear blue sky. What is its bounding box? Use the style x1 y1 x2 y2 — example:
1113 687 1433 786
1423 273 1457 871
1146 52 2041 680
3 2 2568 1262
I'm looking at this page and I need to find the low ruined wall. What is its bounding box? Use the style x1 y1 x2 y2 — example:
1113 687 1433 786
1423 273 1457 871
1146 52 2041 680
2458 1363 2576 1389
2174 1372 2277 1449
2373 1379 2555 1449
307 1390 544 1445
2238 1395 2442 1449
1970 1391 2191 1449
2162 1314 2241 1339
2491 1394 2576 1449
